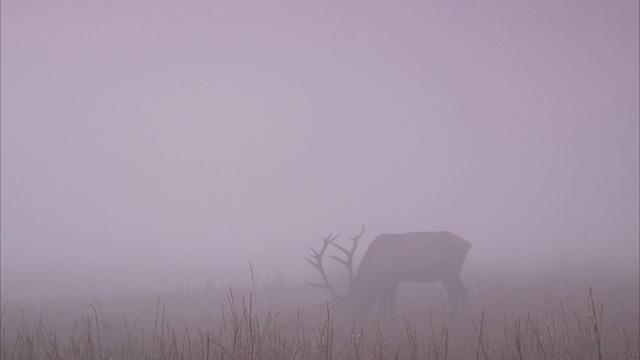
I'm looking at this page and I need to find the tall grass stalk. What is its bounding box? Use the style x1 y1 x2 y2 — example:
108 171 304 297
1 264 638 359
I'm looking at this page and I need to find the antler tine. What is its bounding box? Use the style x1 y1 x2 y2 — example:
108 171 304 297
333 225 364 261
329 226 365 286
328 254 350 267
322 231 342 245
349 224 365 241
307 231 344 301
331 242 352 257
315 231 342 259
329 248 355 285
307 232 339 267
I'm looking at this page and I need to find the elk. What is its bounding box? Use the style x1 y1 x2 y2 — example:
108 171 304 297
307 226 471 320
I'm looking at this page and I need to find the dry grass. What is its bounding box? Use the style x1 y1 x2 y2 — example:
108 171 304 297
1 261 638 359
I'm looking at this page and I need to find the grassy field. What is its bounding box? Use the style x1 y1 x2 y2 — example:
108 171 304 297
1 261 638 359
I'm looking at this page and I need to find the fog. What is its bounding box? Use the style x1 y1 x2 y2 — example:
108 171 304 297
1 1 638 301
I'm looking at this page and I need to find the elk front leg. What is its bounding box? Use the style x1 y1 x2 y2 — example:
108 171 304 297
379 284 398 319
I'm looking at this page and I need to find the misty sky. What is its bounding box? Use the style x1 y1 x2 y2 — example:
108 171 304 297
2 1 638 299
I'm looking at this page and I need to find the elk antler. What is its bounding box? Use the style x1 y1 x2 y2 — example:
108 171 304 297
306 232 343 300
331 225 364 286
307 226 366 305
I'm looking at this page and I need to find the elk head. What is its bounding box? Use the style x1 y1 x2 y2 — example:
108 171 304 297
307 227 471 321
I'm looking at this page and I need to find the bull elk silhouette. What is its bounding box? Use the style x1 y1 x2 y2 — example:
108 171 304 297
307 226 471 320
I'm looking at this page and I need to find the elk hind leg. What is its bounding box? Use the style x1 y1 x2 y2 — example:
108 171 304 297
379 284 398 319
442 275 468 313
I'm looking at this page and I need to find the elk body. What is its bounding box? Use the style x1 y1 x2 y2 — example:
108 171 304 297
307 228 471 320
